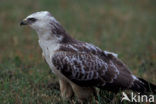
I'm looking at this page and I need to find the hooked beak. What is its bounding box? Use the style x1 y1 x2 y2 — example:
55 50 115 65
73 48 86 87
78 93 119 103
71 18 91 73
20 19 28 26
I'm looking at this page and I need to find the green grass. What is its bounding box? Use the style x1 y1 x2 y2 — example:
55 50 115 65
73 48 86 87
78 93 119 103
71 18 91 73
0 0 156 103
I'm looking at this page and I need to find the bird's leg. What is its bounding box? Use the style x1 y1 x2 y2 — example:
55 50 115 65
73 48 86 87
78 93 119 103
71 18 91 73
59 79 74 100
70 83 97 103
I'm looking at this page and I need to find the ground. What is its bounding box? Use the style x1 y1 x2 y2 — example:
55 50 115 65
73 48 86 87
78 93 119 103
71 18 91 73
0 0 156 103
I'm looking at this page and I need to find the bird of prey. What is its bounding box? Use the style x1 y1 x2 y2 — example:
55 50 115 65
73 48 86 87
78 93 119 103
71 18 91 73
20 11 156 102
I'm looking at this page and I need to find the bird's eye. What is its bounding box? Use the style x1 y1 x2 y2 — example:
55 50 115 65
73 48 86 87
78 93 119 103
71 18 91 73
28 18 37 22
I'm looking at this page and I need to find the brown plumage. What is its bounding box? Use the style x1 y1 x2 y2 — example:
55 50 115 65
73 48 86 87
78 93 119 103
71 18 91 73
21 11 156 103
53 43 156 94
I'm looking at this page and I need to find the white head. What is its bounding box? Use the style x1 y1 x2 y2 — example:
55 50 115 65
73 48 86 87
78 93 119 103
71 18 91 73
20 11 57 31
21 11 75 43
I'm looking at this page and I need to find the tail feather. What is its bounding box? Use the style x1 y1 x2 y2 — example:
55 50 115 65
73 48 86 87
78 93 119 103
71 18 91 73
130 77 156 94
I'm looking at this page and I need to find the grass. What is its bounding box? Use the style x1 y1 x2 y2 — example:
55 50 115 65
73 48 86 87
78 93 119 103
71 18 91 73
0 0 156 103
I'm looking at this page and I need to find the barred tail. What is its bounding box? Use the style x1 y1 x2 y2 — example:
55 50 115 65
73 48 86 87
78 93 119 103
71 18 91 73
130 77 156 94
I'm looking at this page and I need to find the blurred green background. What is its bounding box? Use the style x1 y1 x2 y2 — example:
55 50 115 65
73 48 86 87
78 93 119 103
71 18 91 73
0 0 156 103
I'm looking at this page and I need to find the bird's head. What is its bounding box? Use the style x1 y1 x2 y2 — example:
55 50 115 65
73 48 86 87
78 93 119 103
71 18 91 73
20 11 56 31
20 11 74 43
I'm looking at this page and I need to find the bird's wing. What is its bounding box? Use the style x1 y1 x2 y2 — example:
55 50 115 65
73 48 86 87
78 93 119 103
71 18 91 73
52 51 119 87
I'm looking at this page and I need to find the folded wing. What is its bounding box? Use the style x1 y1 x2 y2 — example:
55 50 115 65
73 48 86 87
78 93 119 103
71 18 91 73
52 51 120 87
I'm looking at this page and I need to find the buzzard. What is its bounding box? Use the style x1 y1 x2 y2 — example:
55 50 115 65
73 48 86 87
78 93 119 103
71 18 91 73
20 11 156 102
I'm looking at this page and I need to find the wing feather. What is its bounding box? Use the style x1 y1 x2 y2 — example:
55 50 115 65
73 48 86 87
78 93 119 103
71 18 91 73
52 51 119 87
56 42 134 91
